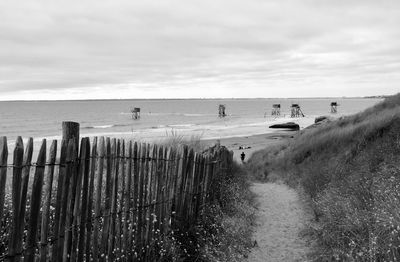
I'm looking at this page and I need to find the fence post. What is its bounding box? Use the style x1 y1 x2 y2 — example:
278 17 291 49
62 121 80 153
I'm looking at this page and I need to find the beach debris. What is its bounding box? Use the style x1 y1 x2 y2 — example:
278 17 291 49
218 104 226 117
331 102 339 113
130 107 141 119
272 104 281 116
291 104 305 117
269 122 300 130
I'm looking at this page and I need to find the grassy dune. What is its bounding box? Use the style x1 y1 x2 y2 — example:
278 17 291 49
247 93 400 261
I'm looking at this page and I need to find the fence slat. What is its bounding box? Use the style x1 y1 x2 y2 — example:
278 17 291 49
108 139 119 261
143 144 154 259
136 143 146 258
66 137 82 262
100 137 112 260
123 141 132 260
182 148 194 224
77 138 91 262
15 138 34 259
39 140 57 262
7 136 24 262
149 145 157 257
93 137 105 262
24 139 47 262
62 138 78 262
196 156 206 218
163 148 174 234
85 137 97 261
115 139 125 259
52 139 67 261
154 146 164 238
173 145 187 229
156 147 168 238
131 142 140 259
0 137 8 227
189 153 199 221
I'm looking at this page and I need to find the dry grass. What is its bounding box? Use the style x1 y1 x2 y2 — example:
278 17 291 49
192 162 256 262
160 129 206 153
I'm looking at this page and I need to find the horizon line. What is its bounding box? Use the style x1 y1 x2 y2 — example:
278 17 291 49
0 95 388 102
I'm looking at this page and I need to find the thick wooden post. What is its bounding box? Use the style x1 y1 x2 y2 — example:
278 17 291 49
62 121 80 153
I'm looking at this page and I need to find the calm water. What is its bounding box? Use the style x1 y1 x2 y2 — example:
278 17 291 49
0 98 383 143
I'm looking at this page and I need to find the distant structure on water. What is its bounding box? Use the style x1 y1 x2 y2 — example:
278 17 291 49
218 104 226 117
291 104 305 118
331 102 338 113
131 107 141 120
272 104 281 116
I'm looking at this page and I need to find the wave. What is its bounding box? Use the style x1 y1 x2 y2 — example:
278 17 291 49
128 112 214 117
83 123 133 130
83 125 114 129
167 124 196 128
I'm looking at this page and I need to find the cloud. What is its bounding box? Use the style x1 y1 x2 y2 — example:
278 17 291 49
0 0 399 100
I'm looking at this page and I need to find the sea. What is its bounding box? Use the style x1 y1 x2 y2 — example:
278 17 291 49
0 98 383 146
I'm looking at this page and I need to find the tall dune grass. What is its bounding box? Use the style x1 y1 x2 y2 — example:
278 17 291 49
160 129 206 153
247 93 400 260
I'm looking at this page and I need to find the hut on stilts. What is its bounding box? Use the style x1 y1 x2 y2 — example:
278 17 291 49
272 104 281 116
131 107 141 120
331 102 338 113
291 104 305 118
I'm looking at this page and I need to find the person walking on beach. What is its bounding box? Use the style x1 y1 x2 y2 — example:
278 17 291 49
240 151 246 162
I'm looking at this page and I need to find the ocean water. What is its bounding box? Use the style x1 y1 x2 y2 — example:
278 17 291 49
0 98 383 145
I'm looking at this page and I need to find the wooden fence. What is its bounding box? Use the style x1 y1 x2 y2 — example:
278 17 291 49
0 124 234 261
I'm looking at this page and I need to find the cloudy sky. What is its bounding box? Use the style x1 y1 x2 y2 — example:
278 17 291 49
0 0 399 100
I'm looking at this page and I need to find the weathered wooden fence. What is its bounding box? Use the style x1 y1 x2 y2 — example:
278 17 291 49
0 122 233 261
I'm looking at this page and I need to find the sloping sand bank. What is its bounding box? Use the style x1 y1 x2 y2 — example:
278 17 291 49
246 183 315 262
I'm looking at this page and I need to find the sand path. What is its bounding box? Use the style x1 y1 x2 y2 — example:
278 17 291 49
246 182 314 262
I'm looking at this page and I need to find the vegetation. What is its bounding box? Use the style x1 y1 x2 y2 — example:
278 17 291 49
160 133 256 261
193 162 255 261
246 94 400 261
161 129 205 153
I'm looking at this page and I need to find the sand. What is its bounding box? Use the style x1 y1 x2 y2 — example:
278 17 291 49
246 182 316 262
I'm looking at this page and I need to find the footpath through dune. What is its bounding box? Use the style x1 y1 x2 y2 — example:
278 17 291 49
246 182 315 262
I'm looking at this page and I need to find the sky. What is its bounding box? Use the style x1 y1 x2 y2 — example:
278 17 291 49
0 0 399 100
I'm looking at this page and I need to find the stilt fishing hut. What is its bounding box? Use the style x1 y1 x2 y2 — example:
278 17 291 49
291 104 305 118
272 104 281 116
331 102 338 113
131 107 141 120
218 104 226 117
